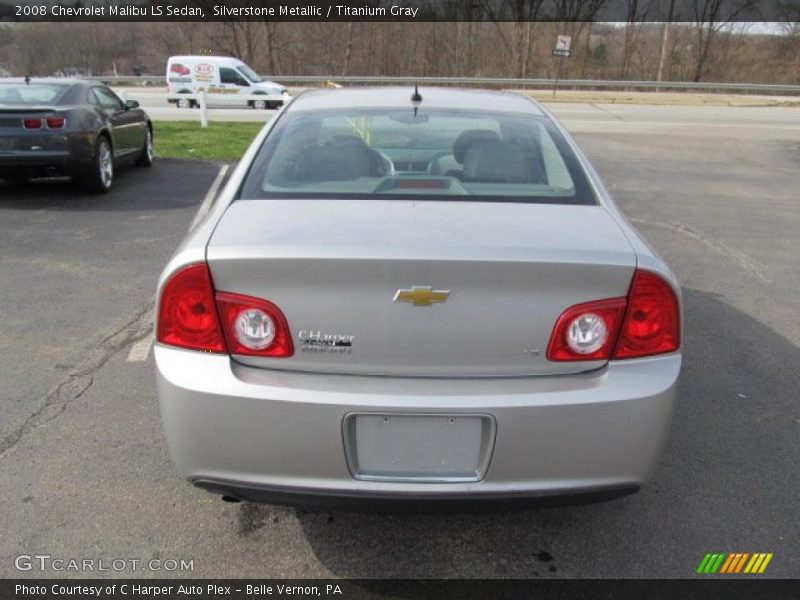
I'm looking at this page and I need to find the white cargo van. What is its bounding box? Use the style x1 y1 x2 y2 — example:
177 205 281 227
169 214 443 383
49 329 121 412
166 56 290 109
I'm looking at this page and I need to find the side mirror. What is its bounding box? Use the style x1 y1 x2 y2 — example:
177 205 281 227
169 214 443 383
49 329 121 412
125 99 140 109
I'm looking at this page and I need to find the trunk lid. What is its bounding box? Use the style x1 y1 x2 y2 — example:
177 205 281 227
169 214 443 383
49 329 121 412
0 107 66 152
207 199 637 377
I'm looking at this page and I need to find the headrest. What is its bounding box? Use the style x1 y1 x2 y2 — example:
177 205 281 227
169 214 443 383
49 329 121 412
453 129 501 164
462 141 543 184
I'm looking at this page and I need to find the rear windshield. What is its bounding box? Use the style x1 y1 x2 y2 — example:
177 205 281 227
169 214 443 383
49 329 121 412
0 83 69 105
239 107 595 204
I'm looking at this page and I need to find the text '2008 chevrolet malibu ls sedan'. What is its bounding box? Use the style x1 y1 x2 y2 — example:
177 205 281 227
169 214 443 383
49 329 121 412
155 87 681 508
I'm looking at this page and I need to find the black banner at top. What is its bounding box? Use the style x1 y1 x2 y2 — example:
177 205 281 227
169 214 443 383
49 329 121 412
1 0 798 23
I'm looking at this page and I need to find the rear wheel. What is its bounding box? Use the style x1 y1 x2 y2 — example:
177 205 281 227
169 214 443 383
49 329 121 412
252 98 267 110
83 136 113 193
135 127 153 167
177 97 194 109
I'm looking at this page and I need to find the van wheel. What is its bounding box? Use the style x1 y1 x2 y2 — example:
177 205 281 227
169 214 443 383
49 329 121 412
177 97 193 109
252 99 267 110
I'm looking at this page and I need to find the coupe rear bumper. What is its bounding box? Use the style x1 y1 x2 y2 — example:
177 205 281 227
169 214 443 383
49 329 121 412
0 150 91 178
155 345 680 506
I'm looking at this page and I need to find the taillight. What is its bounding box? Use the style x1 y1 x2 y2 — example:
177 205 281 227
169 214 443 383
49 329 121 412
157 264 226 353
46 116 66 129
547 269 680 362
22 118 42 129
613 270 680 359
216 292 294 357
546 298 627 361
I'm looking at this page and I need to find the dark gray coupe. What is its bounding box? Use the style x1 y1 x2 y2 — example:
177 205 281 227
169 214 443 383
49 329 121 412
0 78 152 192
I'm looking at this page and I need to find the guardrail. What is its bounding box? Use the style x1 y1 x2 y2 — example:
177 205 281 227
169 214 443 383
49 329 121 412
92 75 800 95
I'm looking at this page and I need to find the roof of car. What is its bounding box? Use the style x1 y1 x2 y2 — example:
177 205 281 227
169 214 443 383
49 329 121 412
288 87 545 116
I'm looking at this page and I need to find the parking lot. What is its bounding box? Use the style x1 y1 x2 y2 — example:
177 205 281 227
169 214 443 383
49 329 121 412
1 103 798 578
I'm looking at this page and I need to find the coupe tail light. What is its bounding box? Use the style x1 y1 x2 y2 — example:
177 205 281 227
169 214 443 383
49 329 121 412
547 269 680 362
22 118 42 129
216 292 294 357
157 263 226 353
157 262 294 357
46 116 66 129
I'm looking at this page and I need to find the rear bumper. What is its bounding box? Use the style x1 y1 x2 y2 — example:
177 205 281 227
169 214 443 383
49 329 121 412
194 479 639 510
155 345 680 506
0 150 90 178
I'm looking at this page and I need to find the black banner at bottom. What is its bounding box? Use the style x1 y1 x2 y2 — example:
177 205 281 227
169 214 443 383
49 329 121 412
4 579 800 600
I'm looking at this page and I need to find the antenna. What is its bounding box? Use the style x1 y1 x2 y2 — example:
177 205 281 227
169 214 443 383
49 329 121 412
411 84 422 116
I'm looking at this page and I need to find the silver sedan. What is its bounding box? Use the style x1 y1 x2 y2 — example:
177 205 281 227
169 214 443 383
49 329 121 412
155 87 681 507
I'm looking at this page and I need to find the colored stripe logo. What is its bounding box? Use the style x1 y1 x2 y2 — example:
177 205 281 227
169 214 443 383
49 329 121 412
696 553 773 574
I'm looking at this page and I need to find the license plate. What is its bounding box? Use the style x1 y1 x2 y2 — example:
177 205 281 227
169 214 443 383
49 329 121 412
343 413 496 483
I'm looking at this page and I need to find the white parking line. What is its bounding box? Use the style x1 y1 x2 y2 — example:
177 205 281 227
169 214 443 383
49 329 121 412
190 164 229 230
127 332 155 363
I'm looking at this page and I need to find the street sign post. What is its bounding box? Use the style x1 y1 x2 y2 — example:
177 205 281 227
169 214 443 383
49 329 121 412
553 35 572 97
553 35 572 58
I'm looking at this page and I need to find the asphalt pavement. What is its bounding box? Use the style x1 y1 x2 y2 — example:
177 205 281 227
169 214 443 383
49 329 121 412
0 104 798 579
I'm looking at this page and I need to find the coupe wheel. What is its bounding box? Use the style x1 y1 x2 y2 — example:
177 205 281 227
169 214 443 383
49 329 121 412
252 99 267 110
135 127 154 167
83 136 114 193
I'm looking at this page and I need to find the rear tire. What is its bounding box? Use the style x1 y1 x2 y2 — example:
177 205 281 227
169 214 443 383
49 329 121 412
82 136 114 193
252 98 267 110
177 97 194 109
135 127 153 167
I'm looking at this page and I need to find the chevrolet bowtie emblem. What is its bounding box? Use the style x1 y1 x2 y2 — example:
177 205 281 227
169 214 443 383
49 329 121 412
393 286 450 307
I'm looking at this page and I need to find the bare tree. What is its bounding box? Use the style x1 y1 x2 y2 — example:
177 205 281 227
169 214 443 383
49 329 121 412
691 0 755 82
656 0 677 85
620 0 654 79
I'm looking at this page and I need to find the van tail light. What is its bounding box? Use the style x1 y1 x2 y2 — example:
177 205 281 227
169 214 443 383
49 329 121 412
216 292 294 357
613 270 680 359
547 269 680 362
46 116 66 129
22 118 42 129
157 263 226 353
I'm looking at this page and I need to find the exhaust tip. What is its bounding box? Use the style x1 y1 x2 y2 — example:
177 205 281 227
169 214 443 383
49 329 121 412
221 495 242 503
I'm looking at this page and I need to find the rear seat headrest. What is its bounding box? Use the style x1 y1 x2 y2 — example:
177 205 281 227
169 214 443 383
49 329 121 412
461 141 543 184
453 129 501 164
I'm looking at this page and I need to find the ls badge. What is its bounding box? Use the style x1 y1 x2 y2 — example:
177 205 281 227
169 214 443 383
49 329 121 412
393 286 450 307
